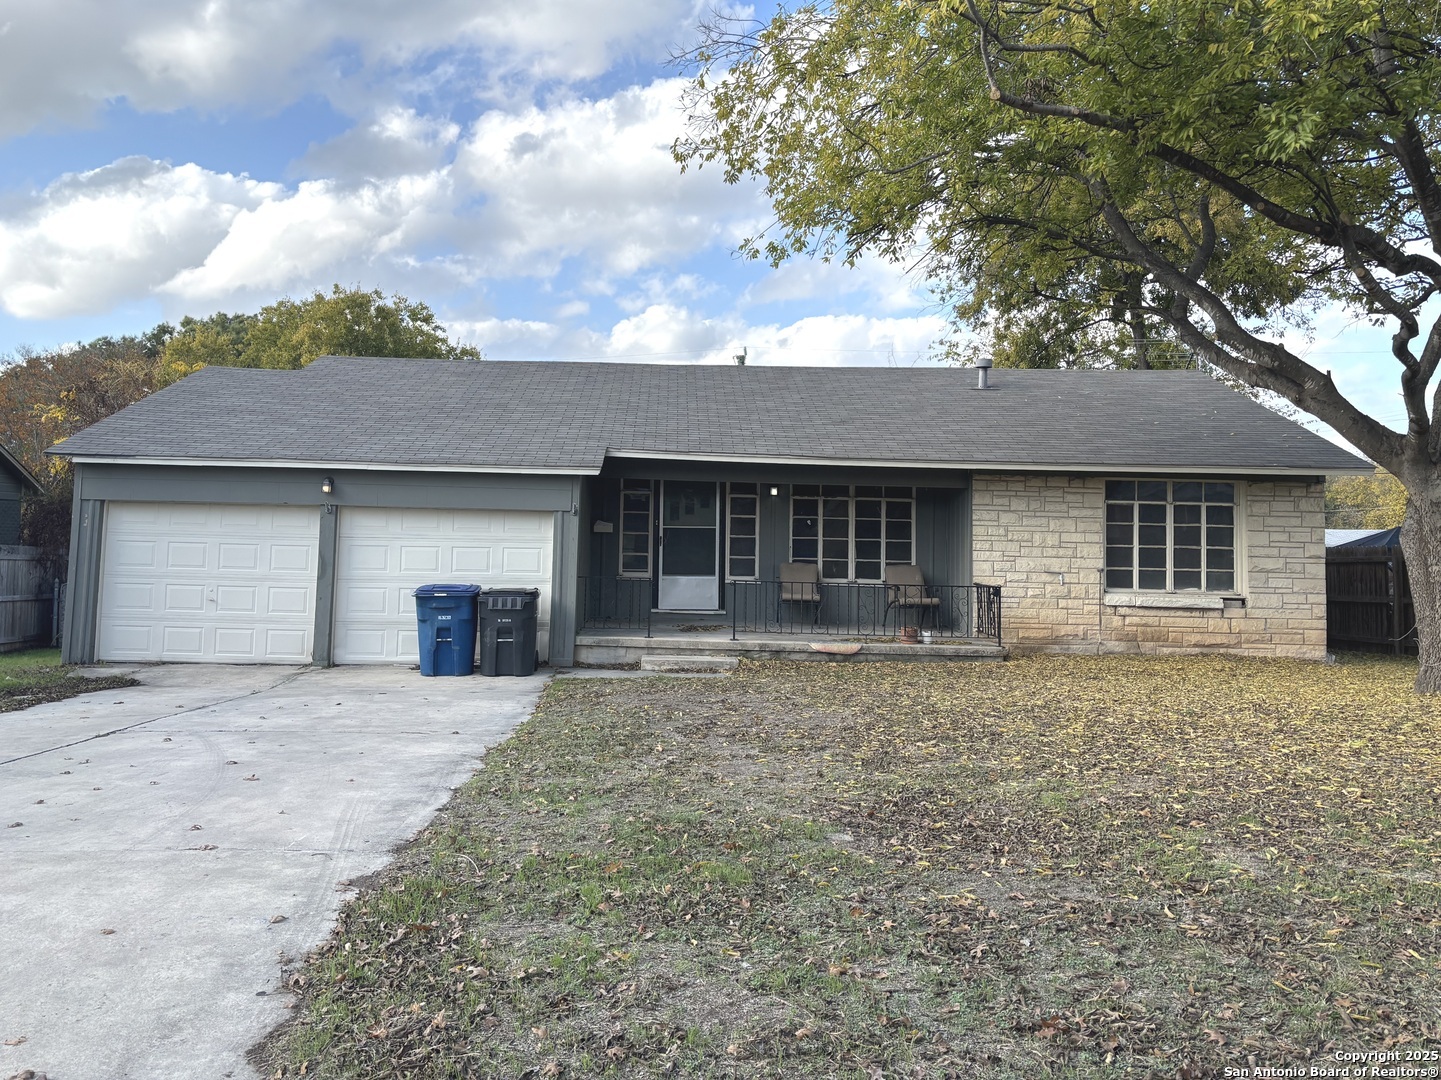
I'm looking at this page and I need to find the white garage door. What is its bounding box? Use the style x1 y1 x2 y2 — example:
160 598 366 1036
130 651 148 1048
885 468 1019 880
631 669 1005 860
97 503 320 663
333 507 553 664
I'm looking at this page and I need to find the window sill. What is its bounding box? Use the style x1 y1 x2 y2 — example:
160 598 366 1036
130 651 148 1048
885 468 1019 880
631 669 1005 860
1103 592 1231 611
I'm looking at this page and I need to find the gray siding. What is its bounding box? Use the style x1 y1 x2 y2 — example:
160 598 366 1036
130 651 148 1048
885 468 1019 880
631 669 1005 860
580 468 973 625
64 463 581 665
0 499 21 546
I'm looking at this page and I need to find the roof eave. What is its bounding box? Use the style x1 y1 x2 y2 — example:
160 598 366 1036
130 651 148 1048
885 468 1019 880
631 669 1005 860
603 447 1372 477
63 455 601 477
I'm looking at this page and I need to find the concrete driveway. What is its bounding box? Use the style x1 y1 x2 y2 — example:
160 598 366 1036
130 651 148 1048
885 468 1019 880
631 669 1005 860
0 664 547 1080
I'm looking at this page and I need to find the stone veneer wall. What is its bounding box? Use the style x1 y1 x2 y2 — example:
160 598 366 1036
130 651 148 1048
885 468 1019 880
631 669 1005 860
970 473 1327 659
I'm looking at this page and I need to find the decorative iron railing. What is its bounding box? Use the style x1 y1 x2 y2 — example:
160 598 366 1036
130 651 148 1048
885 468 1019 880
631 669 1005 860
729 581 1002 646
576 576 1003 647
578 576 652 637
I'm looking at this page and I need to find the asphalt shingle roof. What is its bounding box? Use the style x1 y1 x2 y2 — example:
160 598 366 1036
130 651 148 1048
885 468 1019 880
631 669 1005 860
52 356 1370 475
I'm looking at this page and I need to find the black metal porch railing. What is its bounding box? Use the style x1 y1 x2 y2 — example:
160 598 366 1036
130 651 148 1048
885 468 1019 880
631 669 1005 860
729 581 1002 646
577 577 1003 647
578 576 653 637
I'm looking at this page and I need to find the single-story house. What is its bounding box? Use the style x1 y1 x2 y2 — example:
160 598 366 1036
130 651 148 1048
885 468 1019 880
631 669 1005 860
52 357 1369 666
0 444 44 546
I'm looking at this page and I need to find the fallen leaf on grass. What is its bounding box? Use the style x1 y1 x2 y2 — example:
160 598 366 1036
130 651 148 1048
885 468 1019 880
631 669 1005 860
270 915 288 924
100 929 115 935
242 775 260 782
2 1036 26 1046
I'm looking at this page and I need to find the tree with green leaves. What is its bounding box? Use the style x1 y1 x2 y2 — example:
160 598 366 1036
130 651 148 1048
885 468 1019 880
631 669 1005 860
163 286 481 370
1327 468 1409 530
676 0 1441 690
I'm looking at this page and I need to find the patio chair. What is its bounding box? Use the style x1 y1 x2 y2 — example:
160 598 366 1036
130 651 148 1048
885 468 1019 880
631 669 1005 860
884 564 941 632
778 562 824 628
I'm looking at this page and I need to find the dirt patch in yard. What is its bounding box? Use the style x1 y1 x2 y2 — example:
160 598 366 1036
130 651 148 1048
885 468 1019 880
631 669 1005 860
254 655 1441 1078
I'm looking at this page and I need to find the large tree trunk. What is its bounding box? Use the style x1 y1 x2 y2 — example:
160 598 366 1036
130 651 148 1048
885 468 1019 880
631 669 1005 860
1400 477 1441 693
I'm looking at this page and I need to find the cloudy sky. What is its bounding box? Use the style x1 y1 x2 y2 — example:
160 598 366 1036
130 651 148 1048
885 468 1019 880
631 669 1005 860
0 0 1408 445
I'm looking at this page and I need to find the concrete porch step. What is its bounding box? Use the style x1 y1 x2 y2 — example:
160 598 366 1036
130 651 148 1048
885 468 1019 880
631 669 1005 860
639 654 740 673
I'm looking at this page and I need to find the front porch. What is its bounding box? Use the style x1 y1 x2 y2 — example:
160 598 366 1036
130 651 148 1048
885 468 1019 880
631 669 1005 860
574 610 1007 666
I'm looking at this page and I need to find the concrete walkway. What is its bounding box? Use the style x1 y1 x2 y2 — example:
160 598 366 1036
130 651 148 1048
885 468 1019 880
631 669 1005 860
0 664 547 1080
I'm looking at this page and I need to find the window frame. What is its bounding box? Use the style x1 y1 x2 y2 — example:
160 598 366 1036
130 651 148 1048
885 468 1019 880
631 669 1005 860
789 484 915 583
725 482 760 581
1104 479 1243 594
618 479 654 579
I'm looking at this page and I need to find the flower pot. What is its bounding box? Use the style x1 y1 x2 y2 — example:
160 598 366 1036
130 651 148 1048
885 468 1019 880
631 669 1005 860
899 626 919 645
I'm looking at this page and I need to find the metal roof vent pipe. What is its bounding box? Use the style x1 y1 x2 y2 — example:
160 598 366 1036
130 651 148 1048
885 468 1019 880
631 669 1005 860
975 355 992 389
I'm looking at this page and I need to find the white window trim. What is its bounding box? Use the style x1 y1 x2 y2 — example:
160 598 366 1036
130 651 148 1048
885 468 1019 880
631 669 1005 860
618 480 654 579
725 482 760 581
789 485 916 583
1103 479 1247 597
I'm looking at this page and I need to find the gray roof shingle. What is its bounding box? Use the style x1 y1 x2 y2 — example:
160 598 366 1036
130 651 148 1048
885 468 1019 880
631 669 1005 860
52 357 1370 475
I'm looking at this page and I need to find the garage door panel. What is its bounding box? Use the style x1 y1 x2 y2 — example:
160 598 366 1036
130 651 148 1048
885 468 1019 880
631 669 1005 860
450 547 492 574
269 544 314 573
164 584 207 612
266 629 310 660
98 503 319 664
334 506 552 665
219 543 260 570
109 582 155 612
267 587 310 615
161 626 205 656
214 627 256 657
166 542 208 570
112 540 158 569
399 545 441 573
500 546 546 575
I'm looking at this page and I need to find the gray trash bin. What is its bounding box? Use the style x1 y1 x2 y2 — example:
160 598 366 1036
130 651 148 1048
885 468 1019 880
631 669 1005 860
478 588 540 676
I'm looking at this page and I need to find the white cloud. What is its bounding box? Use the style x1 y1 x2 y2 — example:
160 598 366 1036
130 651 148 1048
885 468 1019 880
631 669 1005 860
450 305 952 366
454 79 763 281
0 0 703 137
0 158 278 318
0 78 771 317
298 108 460 182
160 172 457 302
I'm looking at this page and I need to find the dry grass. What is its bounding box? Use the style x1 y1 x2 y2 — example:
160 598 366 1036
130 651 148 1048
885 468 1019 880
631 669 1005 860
254 654 1441 1078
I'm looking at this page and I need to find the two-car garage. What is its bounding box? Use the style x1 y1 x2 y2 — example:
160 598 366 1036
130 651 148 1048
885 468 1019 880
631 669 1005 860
91 499 556 666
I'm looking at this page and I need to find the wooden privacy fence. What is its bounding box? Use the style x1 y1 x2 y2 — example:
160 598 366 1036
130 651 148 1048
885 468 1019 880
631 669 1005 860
1326 544 1418 655
0 545 56 652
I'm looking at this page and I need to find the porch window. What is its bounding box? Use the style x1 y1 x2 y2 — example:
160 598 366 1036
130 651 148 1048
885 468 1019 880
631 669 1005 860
1105 480 1236 592
620 479 653 577
727 483 759 579
790 484 914 582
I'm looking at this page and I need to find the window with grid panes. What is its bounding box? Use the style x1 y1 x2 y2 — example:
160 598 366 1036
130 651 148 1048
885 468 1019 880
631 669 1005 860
1104 480 1236 592
619 480 653 577
790 484 913 581
726 483 759 579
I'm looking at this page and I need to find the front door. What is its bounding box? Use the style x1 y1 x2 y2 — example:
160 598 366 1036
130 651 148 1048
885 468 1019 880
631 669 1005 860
658 480 720 610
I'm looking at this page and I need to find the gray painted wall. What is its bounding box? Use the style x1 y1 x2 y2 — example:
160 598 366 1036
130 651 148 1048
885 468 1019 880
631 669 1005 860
581 468 974 624
64 462 581 665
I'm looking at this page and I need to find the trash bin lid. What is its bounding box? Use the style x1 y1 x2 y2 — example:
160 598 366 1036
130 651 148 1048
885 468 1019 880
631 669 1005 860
413 583 481 597
481 587 541 597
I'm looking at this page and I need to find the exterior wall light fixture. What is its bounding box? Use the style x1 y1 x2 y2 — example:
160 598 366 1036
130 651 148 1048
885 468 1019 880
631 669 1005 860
769 485 780 497
321 476 334 495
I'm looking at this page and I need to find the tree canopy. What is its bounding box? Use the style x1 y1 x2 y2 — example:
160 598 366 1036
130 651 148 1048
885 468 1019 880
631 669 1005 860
0 285 481 569
677 0 1441 689
162 286 481 370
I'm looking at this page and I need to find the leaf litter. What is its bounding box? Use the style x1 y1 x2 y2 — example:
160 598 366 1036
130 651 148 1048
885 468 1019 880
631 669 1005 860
253 654 1440 1078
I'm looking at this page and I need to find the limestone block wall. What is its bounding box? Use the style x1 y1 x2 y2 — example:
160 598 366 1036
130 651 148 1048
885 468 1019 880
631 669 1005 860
969 473 1327 658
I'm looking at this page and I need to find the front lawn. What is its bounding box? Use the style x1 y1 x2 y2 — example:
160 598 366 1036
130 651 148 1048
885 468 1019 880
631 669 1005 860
0 647 137 712
255 655 1441 1078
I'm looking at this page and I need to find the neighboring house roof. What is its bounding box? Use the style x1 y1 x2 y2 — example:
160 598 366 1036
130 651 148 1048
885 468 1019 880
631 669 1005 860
0 443 44 495
52 357 1372 476
1328 527 1403 549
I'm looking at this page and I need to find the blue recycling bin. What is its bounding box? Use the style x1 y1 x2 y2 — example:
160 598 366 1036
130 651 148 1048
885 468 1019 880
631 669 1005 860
413 584 480 676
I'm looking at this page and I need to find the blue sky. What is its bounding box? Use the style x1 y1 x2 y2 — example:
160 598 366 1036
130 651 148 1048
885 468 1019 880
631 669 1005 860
0 0 1408 452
